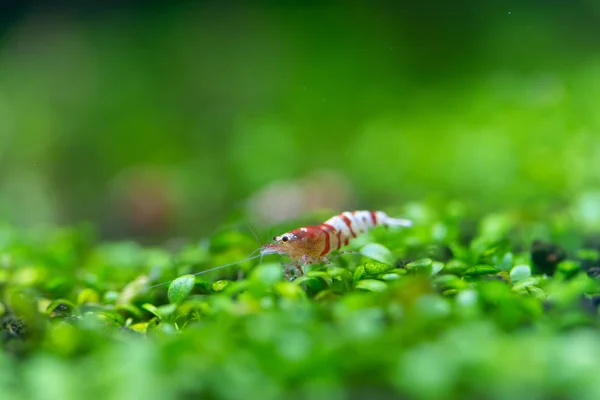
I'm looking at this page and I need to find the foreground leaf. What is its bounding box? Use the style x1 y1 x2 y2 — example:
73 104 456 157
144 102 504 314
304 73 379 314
360 243 395 264
168 274 195 304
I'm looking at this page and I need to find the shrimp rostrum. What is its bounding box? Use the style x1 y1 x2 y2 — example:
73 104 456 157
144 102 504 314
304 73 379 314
260 210 412 277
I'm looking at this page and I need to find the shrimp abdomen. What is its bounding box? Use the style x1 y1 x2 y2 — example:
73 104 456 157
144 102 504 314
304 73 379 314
320 210 412 254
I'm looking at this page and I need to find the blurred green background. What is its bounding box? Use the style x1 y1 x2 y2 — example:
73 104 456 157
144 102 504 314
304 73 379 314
1 0 600 241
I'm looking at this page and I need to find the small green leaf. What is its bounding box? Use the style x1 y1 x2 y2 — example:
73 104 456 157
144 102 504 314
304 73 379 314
223 280 250 296
406 258 433 275
364 262 393 275
326 267 351 278
510 264 531 282
211 279 231 293
157 303 177 317
406 258 433 269
444 259 468 275
512 277 541 292
525 286 547 300
327 267 352 290
498 252 514 271
102 290 119 304
77 288 100 305
455 289 478 306
168 274 195 304
117 275 150 305
431 261 444 275
129 322 150 334
177 299 209 317
250 263 282 285
380 273 401 281
274 282 306 299
389 268 407 275
294 276 326 293
577 249 600 261
360 243 394 265
115 304 143 318
314 289 339 301
557 260 581 274
355 279 388 292
433 274 468 291
465 265 500 276
141 303 162 318
306 271 333 287
194 278 213 294
353 265 366 285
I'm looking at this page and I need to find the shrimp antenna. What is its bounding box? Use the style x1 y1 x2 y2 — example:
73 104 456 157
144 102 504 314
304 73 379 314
243 216 263 246
242 215 272 265
149 250 263 289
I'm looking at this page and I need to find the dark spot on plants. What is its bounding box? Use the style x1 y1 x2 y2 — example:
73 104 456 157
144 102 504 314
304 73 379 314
579 259 597 271
580 295 600 314
1 316 26 341
587 267 600 279
49 303 73 319
531 240 566 276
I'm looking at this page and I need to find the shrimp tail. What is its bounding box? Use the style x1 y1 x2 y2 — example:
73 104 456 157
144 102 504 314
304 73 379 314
380 214 413 227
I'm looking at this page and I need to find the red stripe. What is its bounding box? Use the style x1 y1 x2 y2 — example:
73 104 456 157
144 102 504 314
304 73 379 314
321 223 336 232
344 238 349 246
370 211 377 225
319 227 331 256
340 214 356 238
336 230 342 250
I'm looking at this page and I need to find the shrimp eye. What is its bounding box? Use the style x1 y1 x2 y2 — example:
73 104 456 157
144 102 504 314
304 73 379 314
282 236 289 242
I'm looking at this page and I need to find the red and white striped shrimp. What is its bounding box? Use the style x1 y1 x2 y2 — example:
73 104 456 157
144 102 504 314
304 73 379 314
148 210 412 288
260 210 412 276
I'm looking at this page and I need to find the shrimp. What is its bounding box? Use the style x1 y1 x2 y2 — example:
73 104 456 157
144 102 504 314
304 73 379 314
260 210 412 277
149 210 411 288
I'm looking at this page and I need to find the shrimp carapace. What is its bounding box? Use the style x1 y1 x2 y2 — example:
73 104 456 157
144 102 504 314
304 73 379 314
261 210 412 274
